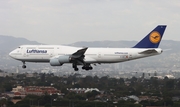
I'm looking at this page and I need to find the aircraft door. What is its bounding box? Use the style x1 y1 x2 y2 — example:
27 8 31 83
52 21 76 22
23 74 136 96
49 50 54 57
49 47 56 58
128 53 133 60
98 52 101 58
22 47 28 57
98 52 104 58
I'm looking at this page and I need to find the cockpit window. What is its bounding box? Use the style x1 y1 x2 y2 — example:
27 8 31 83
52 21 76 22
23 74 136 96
18 47 21 48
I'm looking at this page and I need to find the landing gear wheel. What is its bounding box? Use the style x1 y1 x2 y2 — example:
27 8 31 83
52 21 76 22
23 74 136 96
82 64 93 71
85 68 89 71
74 68 79 71
22 65 26 68
22 61 26 69
89 67 93 70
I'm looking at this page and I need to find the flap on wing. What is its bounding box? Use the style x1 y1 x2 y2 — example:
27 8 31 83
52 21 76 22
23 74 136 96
138 49 158 54
72 47 88 58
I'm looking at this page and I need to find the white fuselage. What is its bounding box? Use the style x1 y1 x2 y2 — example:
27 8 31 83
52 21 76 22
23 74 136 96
9 45 162 64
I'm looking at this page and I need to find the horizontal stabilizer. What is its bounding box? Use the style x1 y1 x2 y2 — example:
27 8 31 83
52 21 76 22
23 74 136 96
138 49 158 54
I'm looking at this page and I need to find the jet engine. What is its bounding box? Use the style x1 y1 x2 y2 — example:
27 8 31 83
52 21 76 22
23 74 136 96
50 56 71 66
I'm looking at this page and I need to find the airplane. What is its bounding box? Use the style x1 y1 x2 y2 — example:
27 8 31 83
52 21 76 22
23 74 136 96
9 25 166 71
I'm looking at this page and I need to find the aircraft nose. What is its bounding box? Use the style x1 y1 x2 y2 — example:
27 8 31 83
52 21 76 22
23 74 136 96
9 51 14 58
9 50 17 58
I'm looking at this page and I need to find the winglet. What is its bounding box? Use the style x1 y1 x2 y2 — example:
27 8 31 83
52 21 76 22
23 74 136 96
133 25 167 48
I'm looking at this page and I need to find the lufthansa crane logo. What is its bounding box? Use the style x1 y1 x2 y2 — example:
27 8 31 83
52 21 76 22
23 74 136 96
149 31 161 44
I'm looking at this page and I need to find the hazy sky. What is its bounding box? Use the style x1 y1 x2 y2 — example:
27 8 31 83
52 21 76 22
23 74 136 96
0 0 180 44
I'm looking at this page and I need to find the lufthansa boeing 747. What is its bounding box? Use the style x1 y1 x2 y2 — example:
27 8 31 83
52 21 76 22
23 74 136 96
9 25 166 71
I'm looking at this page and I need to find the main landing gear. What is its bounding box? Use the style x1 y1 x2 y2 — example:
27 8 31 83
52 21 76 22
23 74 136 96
72 63 79 71
82 64 93 71
72 63 93 71
22 61 26 69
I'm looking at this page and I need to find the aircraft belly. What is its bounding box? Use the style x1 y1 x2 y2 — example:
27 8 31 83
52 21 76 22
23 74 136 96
21 59 49 62
95 55 129 63
15 55 50 62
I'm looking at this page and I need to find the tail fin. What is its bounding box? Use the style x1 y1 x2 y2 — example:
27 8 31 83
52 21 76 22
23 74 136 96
133 25 167 48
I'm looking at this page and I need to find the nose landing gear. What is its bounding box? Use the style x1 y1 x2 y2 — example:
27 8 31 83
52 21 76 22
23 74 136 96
22 61 26 68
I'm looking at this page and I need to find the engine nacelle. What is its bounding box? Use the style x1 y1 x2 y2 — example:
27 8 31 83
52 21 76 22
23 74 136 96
50 58 62 66
50 56 70 66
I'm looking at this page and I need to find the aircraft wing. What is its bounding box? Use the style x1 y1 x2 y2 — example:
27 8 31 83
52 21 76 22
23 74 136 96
72 47 88 58
138 49 158 54
70 47 88 65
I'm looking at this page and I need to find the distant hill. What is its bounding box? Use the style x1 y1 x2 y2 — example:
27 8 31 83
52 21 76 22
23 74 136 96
0 35 41 52
71 40 180 53
0 35 179 53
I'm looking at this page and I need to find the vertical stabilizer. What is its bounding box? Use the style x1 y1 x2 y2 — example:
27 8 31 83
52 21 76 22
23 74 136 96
133 25 166 48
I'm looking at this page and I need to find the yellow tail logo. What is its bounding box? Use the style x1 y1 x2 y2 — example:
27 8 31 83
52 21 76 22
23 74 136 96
149 31 161 44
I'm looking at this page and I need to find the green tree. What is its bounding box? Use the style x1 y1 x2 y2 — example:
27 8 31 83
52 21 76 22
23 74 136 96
3 83 12 91
86 90 100 100
45 103 51 107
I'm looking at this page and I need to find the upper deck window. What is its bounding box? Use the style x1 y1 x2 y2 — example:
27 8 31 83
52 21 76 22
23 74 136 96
38 47 54 49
